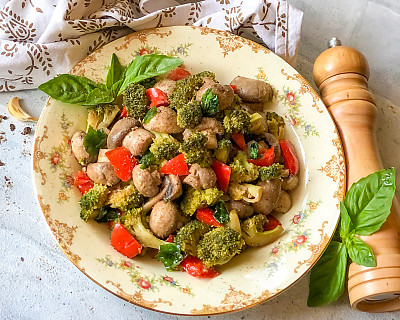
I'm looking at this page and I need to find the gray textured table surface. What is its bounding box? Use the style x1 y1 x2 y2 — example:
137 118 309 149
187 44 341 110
1 1 400 319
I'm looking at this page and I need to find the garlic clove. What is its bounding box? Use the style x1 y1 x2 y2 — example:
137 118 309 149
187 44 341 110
7 97 38 122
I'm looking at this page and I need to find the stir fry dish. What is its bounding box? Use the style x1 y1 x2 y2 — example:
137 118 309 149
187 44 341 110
39 54 300 278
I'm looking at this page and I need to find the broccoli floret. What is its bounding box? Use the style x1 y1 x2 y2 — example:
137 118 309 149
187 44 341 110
197 227 245 267
214 138 233 164
229 151 259 183
180 187 223 216
266 112 285 139
106 184 144 211
87 104 121 131
139 151 157 169
180 132 212 167
149 132 180 162
228 182 263 203
122 83 149 122
223 109 251 134
177 100 202 129
174 220 211 256
259 163 285 181
169 71 216 110
79 184 110 222
241 214 284 246
121 208 168 249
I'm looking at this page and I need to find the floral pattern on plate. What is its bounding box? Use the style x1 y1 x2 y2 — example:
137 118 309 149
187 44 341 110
32 26 345 315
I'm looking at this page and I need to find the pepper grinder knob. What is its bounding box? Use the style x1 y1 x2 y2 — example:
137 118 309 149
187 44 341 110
313 38 400 312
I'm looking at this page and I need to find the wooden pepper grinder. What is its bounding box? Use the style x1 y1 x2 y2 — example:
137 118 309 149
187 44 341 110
313 38 400 312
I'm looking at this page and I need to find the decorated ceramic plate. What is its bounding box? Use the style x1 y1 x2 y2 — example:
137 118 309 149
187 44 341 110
32 26 345 315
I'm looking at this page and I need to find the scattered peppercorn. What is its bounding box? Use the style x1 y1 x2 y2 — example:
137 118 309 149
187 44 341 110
22 127 32 135
10 124 15 131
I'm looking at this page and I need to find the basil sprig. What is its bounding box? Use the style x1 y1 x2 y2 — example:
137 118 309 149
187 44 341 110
38 53 183 106
83 125 107 156
155 243 186 271
308 168 396 307
213 201 230 224
200 88 219 116
117 54 182 95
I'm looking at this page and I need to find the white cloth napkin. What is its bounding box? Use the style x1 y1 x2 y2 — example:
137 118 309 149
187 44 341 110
0 0 303 92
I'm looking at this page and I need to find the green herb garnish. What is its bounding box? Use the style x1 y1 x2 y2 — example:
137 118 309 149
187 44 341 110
155 243 185 271
200 88 219 116
308 168 396 307
83 125 107 156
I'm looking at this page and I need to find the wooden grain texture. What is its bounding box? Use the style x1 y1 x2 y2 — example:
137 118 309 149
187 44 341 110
313 45 400 312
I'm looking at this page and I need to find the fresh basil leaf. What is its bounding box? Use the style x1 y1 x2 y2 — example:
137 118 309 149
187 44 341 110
106 53 124 90
249 142 259 160
111 78 124 97
38 74 101 105
95 207 121 223
307 241 347 307
155 243 185 271
200 88 219 116
339 202 353 239
214 201 230 224
139 151 157 169
344 168 395 236
143 106 158 124
118 54 183 95
346 234 376 267
83 126 107 156
85 86 114 105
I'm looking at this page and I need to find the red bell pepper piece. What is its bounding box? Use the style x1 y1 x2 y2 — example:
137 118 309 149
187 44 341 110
248 147 274 167
230 84 237 92
146 88 169 108
231 132 246 151
73 171 94 195
180 255 219 278
211 160 231 193
279 139 299 175
120 105 128 118
105 147 138 181
165 235 175 243
196 208 223 227
168 67 191 81
111 223 142 258
263 215 282 231
160 153 189 176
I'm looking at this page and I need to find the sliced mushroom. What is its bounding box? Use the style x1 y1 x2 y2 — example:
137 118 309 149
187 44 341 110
142 187 167 213
274 190 292 213
107 118 139 149
183 164 217 189
281 175 299 191
122 128 154 156
230 76 273 103
154 79 176 97
131 165 162 198
195 79 234 110
86 162 120 186
142 175 182 212
252 180 282 215
143 106 183 133
71 130 97 165
227 200 254 219
263 132 281 162
149 201 181 239
163 175 182 201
